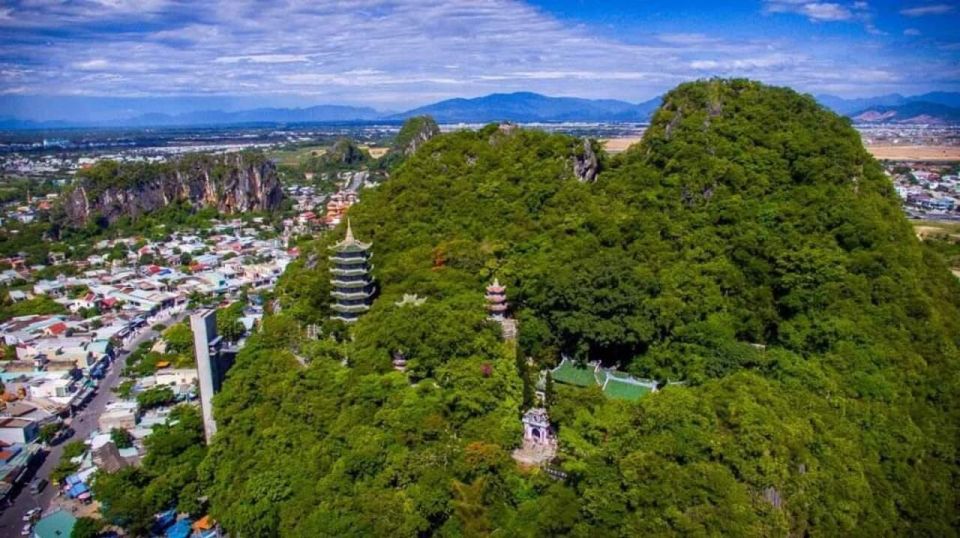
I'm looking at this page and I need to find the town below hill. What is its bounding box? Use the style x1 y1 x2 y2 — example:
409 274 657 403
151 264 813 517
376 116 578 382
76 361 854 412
0 181 337 536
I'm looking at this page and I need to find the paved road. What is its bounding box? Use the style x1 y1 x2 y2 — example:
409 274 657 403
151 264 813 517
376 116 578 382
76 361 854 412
0 310 188 534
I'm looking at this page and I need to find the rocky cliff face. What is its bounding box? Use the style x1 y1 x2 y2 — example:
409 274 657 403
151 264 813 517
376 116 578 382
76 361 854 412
63 152 283 226
394 115 440 155
572 137 599 183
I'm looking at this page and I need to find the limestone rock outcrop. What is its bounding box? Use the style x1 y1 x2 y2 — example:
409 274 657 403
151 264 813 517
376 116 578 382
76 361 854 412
63 152 283 226
572 138 599 183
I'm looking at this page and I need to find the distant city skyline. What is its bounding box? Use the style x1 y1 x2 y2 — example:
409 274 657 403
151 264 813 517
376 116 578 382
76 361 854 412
1 0 958 121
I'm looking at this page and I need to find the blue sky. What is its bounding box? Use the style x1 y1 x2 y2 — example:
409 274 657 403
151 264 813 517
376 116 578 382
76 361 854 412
1 0 958 120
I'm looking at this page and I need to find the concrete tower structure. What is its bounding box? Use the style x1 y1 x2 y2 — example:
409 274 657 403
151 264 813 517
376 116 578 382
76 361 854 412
191 309 223 444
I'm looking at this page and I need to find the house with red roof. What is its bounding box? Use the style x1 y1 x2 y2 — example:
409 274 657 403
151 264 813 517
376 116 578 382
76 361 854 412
44 322 68 337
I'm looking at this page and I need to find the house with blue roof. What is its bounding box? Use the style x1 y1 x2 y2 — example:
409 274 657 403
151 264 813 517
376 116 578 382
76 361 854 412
33 510 76 538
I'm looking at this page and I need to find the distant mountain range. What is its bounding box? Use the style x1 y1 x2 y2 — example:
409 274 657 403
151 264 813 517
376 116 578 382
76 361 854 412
816 91 960 124
0 105 382 130
814 91 960 115
392 92 662 123
1 91 959 129
848 101 960 124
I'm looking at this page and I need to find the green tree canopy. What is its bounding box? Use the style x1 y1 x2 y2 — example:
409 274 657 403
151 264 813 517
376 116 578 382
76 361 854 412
189 80 960 536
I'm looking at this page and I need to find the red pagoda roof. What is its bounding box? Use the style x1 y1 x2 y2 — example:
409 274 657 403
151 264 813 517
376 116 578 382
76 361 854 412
486 278 506 293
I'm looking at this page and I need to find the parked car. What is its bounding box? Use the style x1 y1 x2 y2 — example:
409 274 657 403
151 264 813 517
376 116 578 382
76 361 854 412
29 478 47 494
22 507 40 521
51 427 73 446
21 523 31 536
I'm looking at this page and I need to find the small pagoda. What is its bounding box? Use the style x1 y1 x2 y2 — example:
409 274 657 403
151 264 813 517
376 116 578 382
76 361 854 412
485 279 508 320
486 278 517 339
391 350 407 372
329 220 375 323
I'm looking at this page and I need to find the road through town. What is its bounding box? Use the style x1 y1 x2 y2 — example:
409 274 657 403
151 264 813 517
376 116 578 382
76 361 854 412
0 310 187 534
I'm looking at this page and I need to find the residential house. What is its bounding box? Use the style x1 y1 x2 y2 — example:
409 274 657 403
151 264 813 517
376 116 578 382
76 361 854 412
0 417 39 444
99 402 139 432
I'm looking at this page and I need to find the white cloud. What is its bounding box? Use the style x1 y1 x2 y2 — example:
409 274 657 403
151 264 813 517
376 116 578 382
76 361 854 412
0 86 29 95
765 1 852 21
900 4 955 16
801 3 853 21
655 33 718 45
214 54 310 64
0 0 953 106
763 1 886 35
690 54 800 71
903 28 922 36
74 59 110 70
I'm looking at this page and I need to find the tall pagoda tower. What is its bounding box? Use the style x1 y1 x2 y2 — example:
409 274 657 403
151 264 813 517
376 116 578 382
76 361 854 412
329 220 375 323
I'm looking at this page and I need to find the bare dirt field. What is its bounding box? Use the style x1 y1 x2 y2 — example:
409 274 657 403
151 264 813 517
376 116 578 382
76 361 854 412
601 137 644 154
601 138 960 162
914 221 960 240
864 145 960 161
268 145 326 166
360 145 390 159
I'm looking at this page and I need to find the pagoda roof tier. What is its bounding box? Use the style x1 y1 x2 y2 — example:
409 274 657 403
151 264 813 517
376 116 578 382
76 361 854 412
522 407 550 428
329 253 371 264
331 303 372 313
486 295 506 302
330 278 373 290
488 303 508 312
331 290 375 300
331 242 371 254
486 278 506 293
330 266 372 277
329 220 372 252
330 279 373 288
330 314 360 323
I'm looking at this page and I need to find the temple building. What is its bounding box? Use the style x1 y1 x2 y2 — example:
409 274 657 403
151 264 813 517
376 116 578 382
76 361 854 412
548 356 662 402
323 191 358 228
329 221 375 323
511 407 557 466
521 407 553 444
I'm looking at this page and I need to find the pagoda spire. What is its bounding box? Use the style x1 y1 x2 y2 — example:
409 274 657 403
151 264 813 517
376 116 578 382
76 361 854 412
331 218 371 251
345 218 355 243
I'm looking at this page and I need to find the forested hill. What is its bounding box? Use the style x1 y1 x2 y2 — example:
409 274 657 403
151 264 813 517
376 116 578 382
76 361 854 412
196 80 960 536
